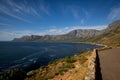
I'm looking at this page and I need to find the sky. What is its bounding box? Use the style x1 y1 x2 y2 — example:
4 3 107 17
0 0 120 41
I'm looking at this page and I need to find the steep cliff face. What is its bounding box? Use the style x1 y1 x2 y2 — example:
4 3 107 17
12 29 100 42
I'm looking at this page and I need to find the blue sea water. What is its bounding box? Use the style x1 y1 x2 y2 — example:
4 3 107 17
0 42 102 72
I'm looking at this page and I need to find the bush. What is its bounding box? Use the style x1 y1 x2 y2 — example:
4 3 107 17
65 56 76 63
55 63 75 75
63 63 75 69
57 67 66 75
0 69 26 80
78 56 88 64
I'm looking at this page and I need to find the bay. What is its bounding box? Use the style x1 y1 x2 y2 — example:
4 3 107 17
0 42 102 72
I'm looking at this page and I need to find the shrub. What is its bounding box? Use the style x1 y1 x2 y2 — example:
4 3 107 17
63 63 75 69
0 69 26 80
78 56 88 64
55 63 75 75
65 56 76 63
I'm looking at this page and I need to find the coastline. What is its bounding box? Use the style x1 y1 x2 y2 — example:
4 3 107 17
71 41 105 47
0 42 102 72
25 42 105 80
25 50 92 80
0 42 108 80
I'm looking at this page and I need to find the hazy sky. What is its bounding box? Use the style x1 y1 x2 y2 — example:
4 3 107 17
0 0 120 41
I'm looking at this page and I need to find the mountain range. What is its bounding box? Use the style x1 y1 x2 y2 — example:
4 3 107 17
13 29 101 42
13 20 120 46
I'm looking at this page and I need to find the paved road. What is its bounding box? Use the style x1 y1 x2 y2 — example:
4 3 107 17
98 48 120 80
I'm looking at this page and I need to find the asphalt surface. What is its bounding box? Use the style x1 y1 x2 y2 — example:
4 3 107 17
98 48 120 80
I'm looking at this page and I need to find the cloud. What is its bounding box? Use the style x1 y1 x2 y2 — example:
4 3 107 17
39 3 50 16
59 4 81 19
72 25 107 30
30 7 40 16
0 30 46 41
0 1 32 23
47 29 64 35
70 7 80 18
5 0 40 16
47 25 107 35
82 8 91 20
60 4 91 24
0 9 31 23
67 5 81 18
108 6 120 20
0 0 50 23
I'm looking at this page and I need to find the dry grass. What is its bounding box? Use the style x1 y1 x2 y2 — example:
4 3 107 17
25 51 92 80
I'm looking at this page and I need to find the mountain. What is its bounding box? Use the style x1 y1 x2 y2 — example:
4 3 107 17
65 29 101 39
12 20 120 46
87 20 120 46
13 35 43 42
13 29 100 42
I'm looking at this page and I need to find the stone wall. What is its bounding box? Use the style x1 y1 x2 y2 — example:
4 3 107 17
85 49 96 80
85 47 112 80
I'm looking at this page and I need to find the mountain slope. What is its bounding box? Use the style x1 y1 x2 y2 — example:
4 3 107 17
87 20 120 46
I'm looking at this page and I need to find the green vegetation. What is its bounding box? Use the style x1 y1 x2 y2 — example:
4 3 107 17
0 69 26 80
55 61 75 75
64 56 76 63
25 51 91 80
78 55 88 64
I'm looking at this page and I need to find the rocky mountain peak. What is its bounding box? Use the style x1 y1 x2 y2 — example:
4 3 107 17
104 20 120 33
66 29 100 38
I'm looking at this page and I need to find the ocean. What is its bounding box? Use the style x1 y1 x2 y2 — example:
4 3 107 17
0 42 102 73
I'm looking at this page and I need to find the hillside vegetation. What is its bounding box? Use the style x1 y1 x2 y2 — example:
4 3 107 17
25 51 92 80
86 20 120 46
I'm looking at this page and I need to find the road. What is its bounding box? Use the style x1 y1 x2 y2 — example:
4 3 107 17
98 48 120 80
